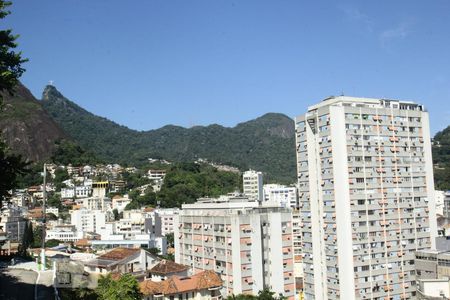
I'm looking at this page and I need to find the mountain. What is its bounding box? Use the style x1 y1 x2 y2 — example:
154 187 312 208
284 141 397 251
433 125 450 190
41 85 297 182
0 83 67 162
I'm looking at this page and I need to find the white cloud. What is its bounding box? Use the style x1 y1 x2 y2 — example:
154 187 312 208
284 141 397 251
340 6 373 32
379 21 413 47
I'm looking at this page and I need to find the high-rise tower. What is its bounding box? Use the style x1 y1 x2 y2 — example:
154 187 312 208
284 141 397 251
295 96 437 300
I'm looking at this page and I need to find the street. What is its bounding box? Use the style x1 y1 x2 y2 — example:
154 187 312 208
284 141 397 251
0 267 54 300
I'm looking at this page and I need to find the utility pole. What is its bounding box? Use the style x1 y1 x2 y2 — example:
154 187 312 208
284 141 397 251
41 163 47 271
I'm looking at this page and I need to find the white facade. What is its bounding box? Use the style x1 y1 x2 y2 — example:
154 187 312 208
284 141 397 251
70 209 107 234
263 184 298 209
157 208 180 236
147 169 167 180
46 225 83 242
61 187 75 199
243 170 263 202
112 195 131 213
175 196 295 298
435 190 445 216
82 197 112 212
295 96 437 299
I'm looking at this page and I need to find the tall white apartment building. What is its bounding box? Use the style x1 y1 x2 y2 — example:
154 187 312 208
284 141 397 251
263 184 298 209
243 170 263 202
295 96 437 300
174 195 295 298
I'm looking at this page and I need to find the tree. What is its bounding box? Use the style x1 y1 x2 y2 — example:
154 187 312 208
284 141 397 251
19 221 32 256
165 232 174 248
112 208 119 221
47 192 62 209
0 0 28 207
96 273 141 300
53 167 69 191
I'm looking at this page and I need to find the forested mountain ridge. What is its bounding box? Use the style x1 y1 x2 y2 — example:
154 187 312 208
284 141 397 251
41 85 297 183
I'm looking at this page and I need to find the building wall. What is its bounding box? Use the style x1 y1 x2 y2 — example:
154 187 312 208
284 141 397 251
296 97 436 299
175 206 295 299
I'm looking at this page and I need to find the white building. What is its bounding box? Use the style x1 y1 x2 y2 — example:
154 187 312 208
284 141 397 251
242 170 263 202
112 195 131 213
82 197 112 212
175 195 295 298
46 224 83 242
156 208 180 236
147 169 167 181
75 186 91 198
295 96 437 299
263 184 298 209
61 187 75 199
70 208 107 234
47 207 59 217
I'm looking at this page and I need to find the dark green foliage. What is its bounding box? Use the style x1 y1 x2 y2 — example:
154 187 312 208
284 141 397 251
15 162 43 188
32 225 43 248
125 189 157 210
96 273 142 300
433 125 450 190
53 167 69 191
51 139 100 166
112 208 119 221
45 239 62 248
0 1 27 95
19 221 33 256
227 288 287 300
148 247 160 256
47 192 62 209
0 140 28 205
59 288 98 300
156 162 240 207
0 1 30 207
165 232 174 247
122 170 151 190
41 85 296 183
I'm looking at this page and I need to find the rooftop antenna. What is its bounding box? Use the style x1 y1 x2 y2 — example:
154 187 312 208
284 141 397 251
341 91 345 96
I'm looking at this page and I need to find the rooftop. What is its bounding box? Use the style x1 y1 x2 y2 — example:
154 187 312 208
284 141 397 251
140 270 222 296
150 259 189 275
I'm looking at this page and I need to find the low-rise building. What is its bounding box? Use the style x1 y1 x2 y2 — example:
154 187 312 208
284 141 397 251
83 247 160 275
148 259 189 281
140 270 223 300
0 206 27 242
263 184 298 209
46 224 83 242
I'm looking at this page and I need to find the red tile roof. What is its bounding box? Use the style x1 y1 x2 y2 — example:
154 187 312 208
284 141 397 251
149 259 189 275
98 247 140 261
140 270 222 296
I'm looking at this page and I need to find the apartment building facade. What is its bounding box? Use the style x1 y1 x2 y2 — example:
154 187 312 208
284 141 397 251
243 170 263 202
263 184 298 209
295 96 437 300
174 196 295 298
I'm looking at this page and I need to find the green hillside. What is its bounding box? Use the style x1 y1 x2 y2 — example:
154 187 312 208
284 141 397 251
433 125 450 190
41 85 296 183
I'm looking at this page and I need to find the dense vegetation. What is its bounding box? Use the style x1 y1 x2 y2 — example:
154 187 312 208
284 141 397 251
0 0 28 206
41 85 296 183
125 162 241 209
433 125 450 190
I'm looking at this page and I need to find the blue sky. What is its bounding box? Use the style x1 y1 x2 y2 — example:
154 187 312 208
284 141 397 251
5 0 450 133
